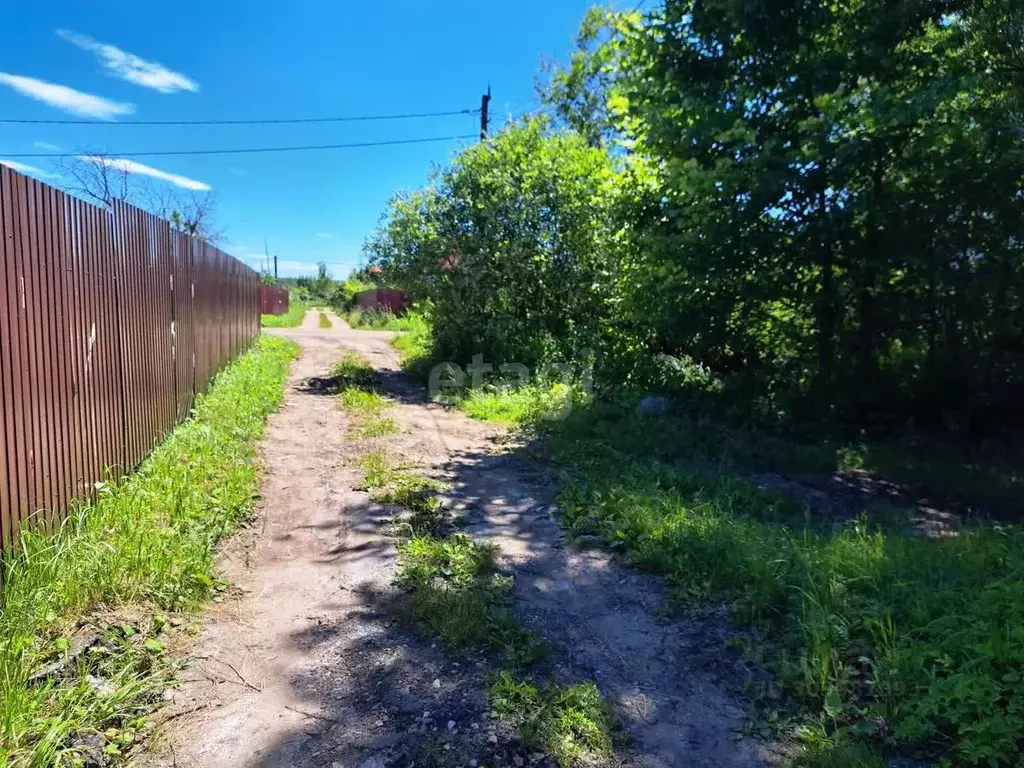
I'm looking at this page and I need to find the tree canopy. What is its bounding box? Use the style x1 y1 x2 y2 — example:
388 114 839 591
368 0 1024 440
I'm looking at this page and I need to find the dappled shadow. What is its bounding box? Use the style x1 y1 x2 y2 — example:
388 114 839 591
253 365 771 768
300 365 433 411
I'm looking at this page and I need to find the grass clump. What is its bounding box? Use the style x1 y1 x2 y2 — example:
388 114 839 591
356 451 445 520
261 300 307 328
489 672 615 768
457 382 582 425
544 406 1024 766
0 336 298 765
329 349 375 386
318 311 332 329
395 534 547 668
337 386 399 438
338 386 386 418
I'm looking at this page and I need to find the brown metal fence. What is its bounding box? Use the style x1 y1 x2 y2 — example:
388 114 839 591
0 166 260 551
260 284 289 316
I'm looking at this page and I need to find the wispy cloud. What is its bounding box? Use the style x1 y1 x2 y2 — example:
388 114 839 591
0 73 134 119
57 30 198 94
0 159 56 178
316 232 334 239
34 141 60 151
80 156 210 191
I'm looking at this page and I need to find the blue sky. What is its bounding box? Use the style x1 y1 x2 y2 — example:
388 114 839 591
0 0 605 277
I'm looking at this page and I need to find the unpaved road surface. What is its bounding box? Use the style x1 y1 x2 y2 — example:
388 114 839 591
141 310 772 768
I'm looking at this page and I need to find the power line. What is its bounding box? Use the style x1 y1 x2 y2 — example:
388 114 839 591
0 108 476 126
1 135 479 159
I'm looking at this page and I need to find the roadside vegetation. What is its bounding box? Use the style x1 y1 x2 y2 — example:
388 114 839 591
260 297 307 329
0 336 297 765
380 320 1024 764
352 4 1024 764
317 311 332 329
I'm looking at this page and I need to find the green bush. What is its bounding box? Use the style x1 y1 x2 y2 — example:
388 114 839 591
365 119 619 371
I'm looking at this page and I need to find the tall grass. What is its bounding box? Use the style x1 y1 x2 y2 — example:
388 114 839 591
0 336 297 765
261 299 307 328
345 307 423 332
546 408 1024 766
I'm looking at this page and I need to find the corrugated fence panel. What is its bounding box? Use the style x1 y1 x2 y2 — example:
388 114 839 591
172 231 196 422
0 167 26 549
113 203 178 470
0 169 260 560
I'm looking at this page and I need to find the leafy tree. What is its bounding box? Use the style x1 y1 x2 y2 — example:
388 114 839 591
367 119 620 369
614 0 1024 431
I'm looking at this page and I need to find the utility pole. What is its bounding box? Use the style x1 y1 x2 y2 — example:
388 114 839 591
480 86 491 141
274 254 278 280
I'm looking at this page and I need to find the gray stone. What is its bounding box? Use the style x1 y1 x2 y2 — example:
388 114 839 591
637 395 669 415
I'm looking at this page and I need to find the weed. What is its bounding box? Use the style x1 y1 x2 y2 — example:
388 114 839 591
372 473 444 510
395 534 547 668
456 383 582 426
408 735 458 768
347 307 428 334
489 672 614 768
338 386 387 418
337 386 399 438
330 353 400 438
329 350 375 386
318 312 332 329
355 450 444 508
357 417 400 438
0 336 297 764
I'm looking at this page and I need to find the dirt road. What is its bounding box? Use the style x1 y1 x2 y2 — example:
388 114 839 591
143 310 771 768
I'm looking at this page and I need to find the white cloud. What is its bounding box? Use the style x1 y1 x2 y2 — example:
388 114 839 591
0 73 134 119
316 232 334 239
278 260 320 272
79 156 211 191
0 159 56 178
34 141 60 151
57 30 198 94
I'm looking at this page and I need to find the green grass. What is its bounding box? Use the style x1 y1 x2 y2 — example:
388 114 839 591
357 451 546 667
337 387 398 437
455 382 583 426
0 336 297 766
331 351 399 438
329 349 375 386
489 672 615 768
355 451 446 530
395 534 548 668
260 299 307 328
354 425 612 764
541 405 1024 766
318 311 332 329
345 307 424 332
